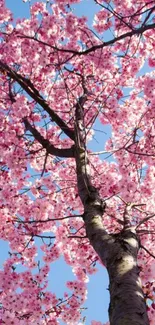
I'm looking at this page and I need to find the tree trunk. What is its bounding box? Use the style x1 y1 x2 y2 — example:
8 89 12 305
83 207 149 325
74 94 150 325
77 177 150 325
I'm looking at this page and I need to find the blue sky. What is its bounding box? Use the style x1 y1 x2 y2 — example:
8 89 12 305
6 0 99 20
1 1 110 324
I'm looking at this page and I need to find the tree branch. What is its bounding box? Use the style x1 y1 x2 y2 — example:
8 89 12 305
17 22 155 57
24 118 74 158
14 215 82 224
136 214 155 229
0 60 75 141
140 244 155 259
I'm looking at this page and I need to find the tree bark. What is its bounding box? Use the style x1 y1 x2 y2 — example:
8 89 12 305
106 229 149 325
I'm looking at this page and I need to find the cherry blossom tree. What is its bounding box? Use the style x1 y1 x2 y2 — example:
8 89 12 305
0 0 155 324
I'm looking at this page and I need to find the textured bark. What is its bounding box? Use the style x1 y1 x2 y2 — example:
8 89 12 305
106 229 149 325
74 95 149 325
